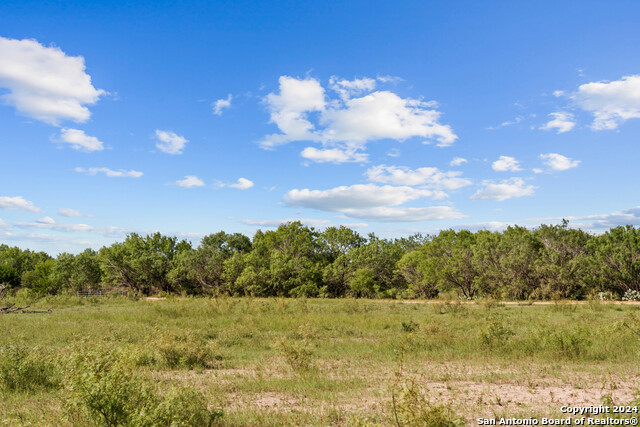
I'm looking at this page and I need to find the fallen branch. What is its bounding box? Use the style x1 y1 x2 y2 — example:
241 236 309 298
0 304 50 314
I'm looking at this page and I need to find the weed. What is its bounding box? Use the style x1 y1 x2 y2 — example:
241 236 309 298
480 316 514 348
401 319 420 333
154 330 222 369
275 337 314 371
0 344 59 392
64 348 222 426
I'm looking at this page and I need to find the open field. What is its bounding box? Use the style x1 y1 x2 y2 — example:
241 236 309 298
1 296 640 426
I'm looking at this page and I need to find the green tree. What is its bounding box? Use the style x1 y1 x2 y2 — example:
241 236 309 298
586 225 640 295
99 233 191 295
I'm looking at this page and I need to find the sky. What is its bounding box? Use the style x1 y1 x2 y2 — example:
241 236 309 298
1 0 640 254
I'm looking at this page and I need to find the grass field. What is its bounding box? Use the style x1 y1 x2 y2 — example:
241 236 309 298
1 296 640 426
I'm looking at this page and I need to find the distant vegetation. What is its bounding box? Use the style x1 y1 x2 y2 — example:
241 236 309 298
2 220 640 300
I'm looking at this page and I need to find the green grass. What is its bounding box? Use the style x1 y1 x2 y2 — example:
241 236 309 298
1 297 639 425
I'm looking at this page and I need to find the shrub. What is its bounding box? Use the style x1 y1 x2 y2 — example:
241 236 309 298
480 317 514 348
154 331 221 370
392 377 464 426
275 337 314 371
64 348 222 426
401 320 420 333
0 344 59 392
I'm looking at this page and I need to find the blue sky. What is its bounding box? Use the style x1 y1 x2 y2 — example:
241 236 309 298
2 0 640 254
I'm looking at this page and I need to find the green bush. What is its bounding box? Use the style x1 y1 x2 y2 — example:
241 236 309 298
154 331 221 370
0 344 59 392
392 377 464 426
65 348 222 426
275 337 314 371
480 316 514 348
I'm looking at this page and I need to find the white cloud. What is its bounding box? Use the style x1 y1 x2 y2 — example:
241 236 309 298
570 75 640 130
0 196 41 212
175 175 205 188
0 219 6 228
75 167 143 178
337 206 465 222
15 218 93 233
58 208 91 217
285 184 437 211
471 178 535 201
539 206 640 230
329 76 377 100
321 91 456 147
300 147 368 164
155 130 188 155
0 37 105 125
36 216 56 224
532 168 544 174
539 153 580 171
487 116 523 130
212 94 232 115
450 157 468 166
386 148 401 158
540 112 576 133
260 75 457 152
57 128 104 151
365 165 471 190
492 156 522 172
240 218 332 228
222 177 254 190
261 76 326 148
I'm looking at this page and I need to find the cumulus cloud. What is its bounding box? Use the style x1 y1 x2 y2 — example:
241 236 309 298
365 165 471 190
260 75 457 159
284 183 464 222
540 112 576 133
471 178 535 201
229 178 254 189
285 184 437 211
329 76 377 100
36 216 56 224
57 128 104 151
492 156 522 172
301 147 368 163
0 196 41 212
155 130 188 154
0 36 105 125
175 175 205 188
58 208 91 217
537 206 640 230
216 177 254 190
15 217 93 233
240 218 332 228
570 75 640 130
212 94 232 115
539 153 580 171
337 206 464 222
75 167 143 178
450 157 468 166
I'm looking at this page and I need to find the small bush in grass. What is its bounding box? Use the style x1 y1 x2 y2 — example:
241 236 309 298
0 344 59 392
155 330 222 370
392 380 464 426
275 337 314 371
65 348 222 426
480 316 514 348
401 319 420 333
433 300 467 315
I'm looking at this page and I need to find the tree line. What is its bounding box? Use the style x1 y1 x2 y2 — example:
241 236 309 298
1 220 639 300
